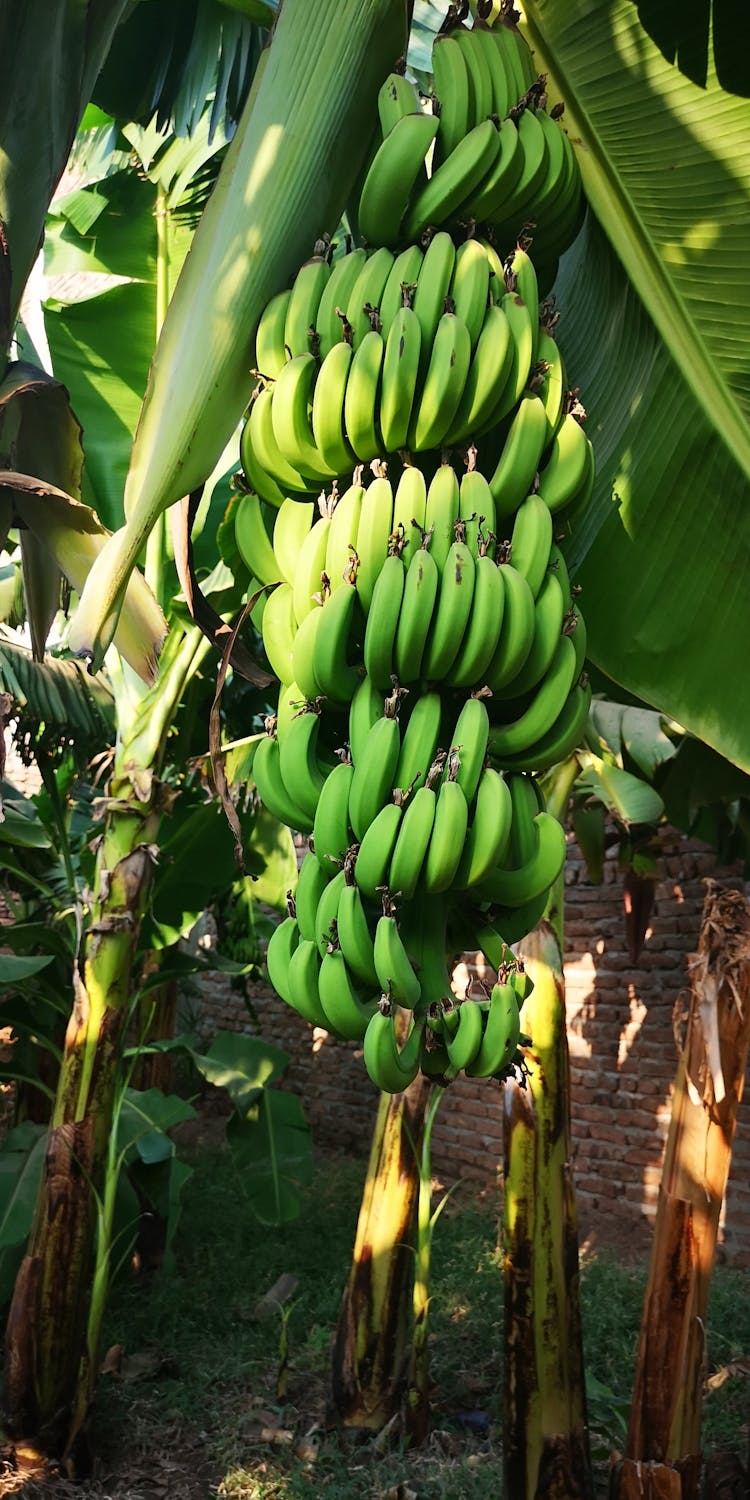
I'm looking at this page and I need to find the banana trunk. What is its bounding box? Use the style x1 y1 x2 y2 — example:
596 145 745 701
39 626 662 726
3 769 162 1467
330 1072 432 1432
611 883 750 1500
503 914 594 1500
69 0 408 669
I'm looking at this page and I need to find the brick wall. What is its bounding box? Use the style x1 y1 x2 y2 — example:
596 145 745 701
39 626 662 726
197 826 750 1264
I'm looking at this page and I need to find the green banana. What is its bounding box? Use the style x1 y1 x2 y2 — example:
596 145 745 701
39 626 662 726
458 468 496 559
295 851 331 943
493 566 565 700
445 996 486 1072
423 773 469 893
379 244 425 335
378 71 423 136
312 341 357 477
388 782 437 900
284 253 330 359
344 327 385 463
392 465 427 565
291 598 324 700
315 246 367 358
234 491 281 586
484 560 536 690
449 238 491 350
254 288 291 379
431 34 472 158
538 412 592 514
486 887 549 948
273 497 315 585
363 999 424 1092
489 632 578 758
453 25 494 128
535 327 567 444
345 246 395 347
424 462 460 573
354 799 403 900
447 548 505 688
355 474 394 613
266 912 300 1005
489 393 548 520
348 675 384 765
349 711 401 839
240 417 289 510
318 943 377 1039
278 702 327 820
408 311 473 452
325 481 364 585
314 868 346 957
272 353 331 481
446 695 490 803
443 302 514 444
395 692 443 791
509 492 553 598
498 678 592 773
481 28 512 120
421 531 476 680
363 546 406 692
374 909 421 1007
287 936 330 1028
358 112 439 249
488 105 549 236
262 582 297 684
462 116 524 224
488 289 536 425
393 539 440 684
292 512 331 623
380 304 422 453
253 728 313 834
312 759 354 874
313 574 361 704
411 231 456 366
506 244 539 357
246 384 315 496
480 810 567 906
454 766 513 888
465 980 520 1078
547 541 573 611
403 119 501 242
337 877 379 986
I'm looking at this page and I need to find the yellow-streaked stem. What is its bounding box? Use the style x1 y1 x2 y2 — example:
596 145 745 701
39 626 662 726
330 1072 433 1432
404 1084 445 1446
503 915 593 1499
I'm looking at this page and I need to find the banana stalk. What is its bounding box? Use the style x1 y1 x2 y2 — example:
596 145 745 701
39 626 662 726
612 884 750 1500
404 1085 445 1446
330 1070 433 1433
503 906 594 1500
69 0 408 670
3 621 210 1467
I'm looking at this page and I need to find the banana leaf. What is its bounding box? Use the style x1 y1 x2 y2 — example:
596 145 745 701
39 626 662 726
519 1 750 773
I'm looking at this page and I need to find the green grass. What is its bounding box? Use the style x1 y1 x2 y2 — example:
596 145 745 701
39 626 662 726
88 1141 750 1499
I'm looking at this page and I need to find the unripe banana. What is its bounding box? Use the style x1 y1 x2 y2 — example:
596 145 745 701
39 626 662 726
394 691 443 792
363 999 424 1092
296 851 331 943
465 980 520 1078
355 800 403 900
374 910 421 1008
247 385 315 496
349 675 384 765
488 633 578 759
292 513 331 624
345 246 395 348
325 482 364 585
344 328 385 463
480 810 567 907
312 759 354 875
493 566 565 700
314 868 346 957
485 561 536 691
446 550 505 689
424 463 460 574
266 912 300 1006
379 244 424 335
315 246 367 359
421 532 475 681
358 112 439 249
286 936 330 1029
443 302 514 445
318 943 377 1040
393 540 440 684
378 71 423 136
312 341 357 477
454 766 513 889
279 703 327 821
535 328 567 445
254 288 291 379
445 996 486 1072
337 877 379 986
458 469 496 560
392 465 427 566
489 393 549 521
291 599 324 700
273 498 315 585
314 578 361 704
509 493 553 599
423 775 469 893
253 729 313 834
411 232 457 374
446 695 490 804
431 35 472 158
388 783 437 900
234 492 280 586
284 254 330 359
408 311 473 452
537 412 592 514
349 711 401 839
449 238 491 350
364 548 406 691
380 305 422 453
355 475 395 613
271 353 331 482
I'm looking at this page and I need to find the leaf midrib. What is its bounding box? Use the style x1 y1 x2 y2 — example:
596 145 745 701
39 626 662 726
521 4 750 489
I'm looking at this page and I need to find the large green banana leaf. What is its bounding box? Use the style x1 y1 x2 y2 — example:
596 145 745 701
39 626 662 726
520 1 750 772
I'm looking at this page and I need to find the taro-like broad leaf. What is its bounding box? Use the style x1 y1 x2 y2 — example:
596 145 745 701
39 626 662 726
226 1089 312 1227
191 1031 289 1117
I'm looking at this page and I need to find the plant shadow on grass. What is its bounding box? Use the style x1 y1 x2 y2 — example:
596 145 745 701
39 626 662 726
4 1143 750 1498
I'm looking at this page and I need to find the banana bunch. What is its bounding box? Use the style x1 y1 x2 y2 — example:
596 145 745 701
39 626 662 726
228 11 597 1094
353 25 582 275
240 239 593 500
